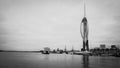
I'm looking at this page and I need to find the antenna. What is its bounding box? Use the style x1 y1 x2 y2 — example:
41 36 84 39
84 0 86 17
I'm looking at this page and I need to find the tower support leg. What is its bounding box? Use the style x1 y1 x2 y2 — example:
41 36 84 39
86 40 89 51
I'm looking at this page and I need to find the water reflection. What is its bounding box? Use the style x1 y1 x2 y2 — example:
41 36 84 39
0 53 120 68
83 55 89 68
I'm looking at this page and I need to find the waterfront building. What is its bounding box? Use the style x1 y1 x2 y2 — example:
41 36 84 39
100 44 106 49
71 46 74 52
42 47 50 54
110 45 118 55
111 45 117 49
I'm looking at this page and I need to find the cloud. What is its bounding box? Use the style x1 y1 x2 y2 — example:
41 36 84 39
0 0 120 50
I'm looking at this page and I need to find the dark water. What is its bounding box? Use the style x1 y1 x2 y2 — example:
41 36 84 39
0 52 120 68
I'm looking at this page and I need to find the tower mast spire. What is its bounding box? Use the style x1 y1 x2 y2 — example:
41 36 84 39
84 0 86 17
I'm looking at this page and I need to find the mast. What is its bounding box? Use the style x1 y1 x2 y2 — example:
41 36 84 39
84 0 86 17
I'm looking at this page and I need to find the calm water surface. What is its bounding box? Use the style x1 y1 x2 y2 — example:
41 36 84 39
0 52 120 68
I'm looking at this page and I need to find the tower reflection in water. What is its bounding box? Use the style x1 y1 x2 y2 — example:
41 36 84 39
83 55 89 68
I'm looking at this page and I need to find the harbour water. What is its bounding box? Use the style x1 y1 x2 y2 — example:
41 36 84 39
0 52 120 68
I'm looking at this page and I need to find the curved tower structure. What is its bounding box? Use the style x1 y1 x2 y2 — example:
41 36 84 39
80 0 89 51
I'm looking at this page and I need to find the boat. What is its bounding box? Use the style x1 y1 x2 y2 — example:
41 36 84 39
73 51 92 55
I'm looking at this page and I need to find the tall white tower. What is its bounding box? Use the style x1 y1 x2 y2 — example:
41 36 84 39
80 0 89 51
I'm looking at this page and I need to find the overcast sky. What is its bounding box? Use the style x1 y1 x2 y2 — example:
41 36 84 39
0 0 120 51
